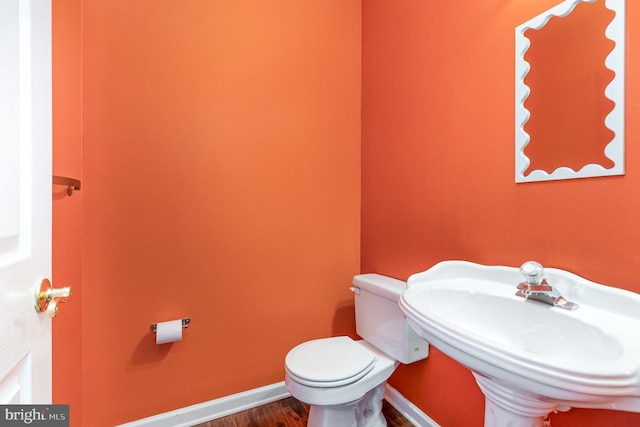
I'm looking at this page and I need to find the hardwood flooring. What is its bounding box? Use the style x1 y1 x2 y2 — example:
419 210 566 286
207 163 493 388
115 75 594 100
192 396 415 427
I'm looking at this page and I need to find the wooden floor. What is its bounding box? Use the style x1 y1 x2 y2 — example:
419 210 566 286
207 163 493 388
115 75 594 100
192 396 415 427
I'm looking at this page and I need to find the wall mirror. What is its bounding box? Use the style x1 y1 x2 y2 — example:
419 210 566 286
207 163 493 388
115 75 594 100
515 0 625 183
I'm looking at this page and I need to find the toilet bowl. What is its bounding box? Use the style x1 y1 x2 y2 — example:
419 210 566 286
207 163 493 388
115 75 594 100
284 274 429 427
286 337 397 427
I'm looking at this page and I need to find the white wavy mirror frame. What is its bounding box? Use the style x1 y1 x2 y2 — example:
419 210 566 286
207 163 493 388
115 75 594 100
515 0 625 183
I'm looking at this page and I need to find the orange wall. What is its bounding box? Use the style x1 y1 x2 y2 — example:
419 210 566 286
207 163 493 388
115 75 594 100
52 1 640 426
362 1 640 426
52 0 83 421
53 1 361 426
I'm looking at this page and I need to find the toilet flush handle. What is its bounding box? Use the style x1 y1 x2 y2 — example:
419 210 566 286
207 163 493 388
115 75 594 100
349 286 361 295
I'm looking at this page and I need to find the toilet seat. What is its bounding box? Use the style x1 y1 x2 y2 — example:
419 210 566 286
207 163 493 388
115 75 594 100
285 336 377 388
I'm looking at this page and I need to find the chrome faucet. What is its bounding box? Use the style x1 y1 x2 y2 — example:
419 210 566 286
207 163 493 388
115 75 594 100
515 261 579 311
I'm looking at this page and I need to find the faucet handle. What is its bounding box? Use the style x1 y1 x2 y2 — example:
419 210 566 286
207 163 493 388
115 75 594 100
520 261 544 285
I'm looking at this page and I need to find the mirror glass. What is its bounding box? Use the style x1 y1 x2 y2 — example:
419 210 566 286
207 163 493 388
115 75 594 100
515 0 625 182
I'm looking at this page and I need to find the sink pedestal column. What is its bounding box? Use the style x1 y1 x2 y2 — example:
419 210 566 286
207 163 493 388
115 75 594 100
474 374 560 427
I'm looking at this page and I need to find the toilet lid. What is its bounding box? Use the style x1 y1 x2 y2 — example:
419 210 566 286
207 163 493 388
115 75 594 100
285 336 376 385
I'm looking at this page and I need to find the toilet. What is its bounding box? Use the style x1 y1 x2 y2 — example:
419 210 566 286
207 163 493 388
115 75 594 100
284 274 429 427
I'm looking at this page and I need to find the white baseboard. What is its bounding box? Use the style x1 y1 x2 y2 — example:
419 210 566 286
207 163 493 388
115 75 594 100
384 384 441 427
118 381 439 427
117 382 291 427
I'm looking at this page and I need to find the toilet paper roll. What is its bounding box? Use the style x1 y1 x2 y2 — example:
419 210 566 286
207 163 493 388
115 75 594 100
155 319 183 345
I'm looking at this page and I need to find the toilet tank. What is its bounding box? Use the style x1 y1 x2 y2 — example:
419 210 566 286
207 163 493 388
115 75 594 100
352 274 429 364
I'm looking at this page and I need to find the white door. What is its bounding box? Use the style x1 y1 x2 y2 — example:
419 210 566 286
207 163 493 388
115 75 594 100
0 0 52 403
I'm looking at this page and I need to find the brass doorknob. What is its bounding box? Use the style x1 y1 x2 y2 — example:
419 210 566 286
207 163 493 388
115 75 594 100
34 278 72 318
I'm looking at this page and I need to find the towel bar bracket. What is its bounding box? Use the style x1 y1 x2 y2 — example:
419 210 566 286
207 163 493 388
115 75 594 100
53 175 81 196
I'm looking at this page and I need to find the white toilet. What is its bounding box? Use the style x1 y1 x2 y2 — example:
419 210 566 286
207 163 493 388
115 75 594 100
285 274 429 427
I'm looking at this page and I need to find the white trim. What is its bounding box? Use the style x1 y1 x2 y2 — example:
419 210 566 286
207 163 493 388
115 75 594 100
117 382 291 427
384 384 441 427
117 381 440 427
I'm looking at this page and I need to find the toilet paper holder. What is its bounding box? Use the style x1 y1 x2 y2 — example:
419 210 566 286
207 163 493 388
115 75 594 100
150 317 190 333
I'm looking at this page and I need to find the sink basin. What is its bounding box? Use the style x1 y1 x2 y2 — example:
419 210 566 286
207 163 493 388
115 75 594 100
399 261 640 426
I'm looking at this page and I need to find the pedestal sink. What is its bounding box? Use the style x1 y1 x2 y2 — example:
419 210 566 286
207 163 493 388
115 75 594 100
399 261 640 427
